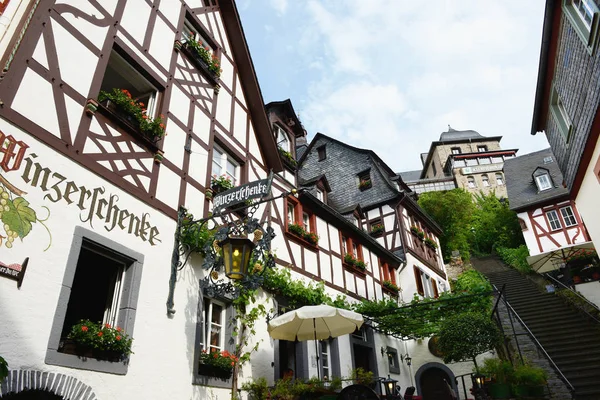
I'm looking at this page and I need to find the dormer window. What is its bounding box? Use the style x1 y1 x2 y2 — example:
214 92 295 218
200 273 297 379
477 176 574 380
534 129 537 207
275 125 291 153
535 173 552 191
533 168 553 191
477 145 488 152
316 188 324 202
358 170 372 190
318 145 327 161
451 147 461 155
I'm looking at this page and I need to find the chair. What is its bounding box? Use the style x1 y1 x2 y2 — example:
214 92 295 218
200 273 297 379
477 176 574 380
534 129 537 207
336 384 379 400
403 386 416 400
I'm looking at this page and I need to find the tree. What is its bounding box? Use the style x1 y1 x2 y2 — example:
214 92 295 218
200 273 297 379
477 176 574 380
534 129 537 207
438 312 502 371
0 356 7 381
471 193 524 255
418 189 474 261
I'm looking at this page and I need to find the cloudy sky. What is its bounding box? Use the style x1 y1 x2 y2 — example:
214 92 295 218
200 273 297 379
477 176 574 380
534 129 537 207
237 0 551 173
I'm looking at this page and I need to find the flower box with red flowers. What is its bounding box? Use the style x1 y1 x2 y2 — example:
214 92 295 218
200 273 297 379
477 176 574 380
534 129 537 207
62 319 133 362
343 253 367 275
178 38 221 87
370 224 384 237
198 349 238 380
97 88 166 152
382 280 399 296
287 223 320 247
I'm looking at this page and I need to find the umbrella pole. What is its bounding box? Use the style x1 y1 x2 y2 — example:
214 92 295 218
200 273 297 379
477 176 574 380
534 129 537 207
314 318 320 380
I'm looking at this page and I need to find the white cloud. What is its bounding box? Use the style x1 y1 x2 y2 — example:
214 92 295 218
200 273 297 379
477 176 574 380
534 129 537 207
269 0 288 16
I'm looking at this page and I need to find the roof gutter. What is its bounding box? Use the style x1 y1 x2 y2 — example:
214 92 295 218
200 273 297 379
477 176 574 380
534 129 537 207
531 0 557 136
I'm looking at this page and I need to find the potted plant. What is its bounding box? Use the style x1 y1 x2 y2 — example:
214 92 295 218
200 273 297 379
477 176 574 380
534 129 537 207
288 223 305 238
417 230 425 240
425 238 438 249
383 280 399 294
65 320 133 361
358 179 372 190
512 363 547 398
410 226 419 236
480 358 513 399
183 38 222 78
303 231 319 246
370 223 384 236
211 174 234 193
241 377 269 400
278 147 297 168
344 253 357 267
97 88 166 142
351 367 375 388
355 260 367 272
198 349 238 380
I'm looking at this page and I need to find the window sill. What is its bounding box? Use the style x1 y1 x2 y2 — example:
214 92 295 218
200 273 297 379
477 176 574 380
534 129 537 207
343 262 366 277
92 99 161 154
176 40 220 87
285 231 319 250
45 348 129 375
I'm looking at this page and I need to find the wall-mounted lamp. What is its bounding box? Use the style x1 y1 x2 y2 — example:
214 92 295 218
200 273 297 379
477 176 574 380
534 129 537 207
400 353 412 366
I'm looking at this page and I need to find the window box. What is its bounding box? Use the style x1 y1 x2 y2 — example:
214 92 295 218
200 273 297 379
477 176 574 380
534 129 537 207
278 147 297 169
370 224 384 237
197 363 233 380
176 40 220 87
287 223 319 247
96 98 161 153
410 226 425 241
211 175 234 194
343 253 367 276
425 238 438 249
382 280 399 296
59 339 126 363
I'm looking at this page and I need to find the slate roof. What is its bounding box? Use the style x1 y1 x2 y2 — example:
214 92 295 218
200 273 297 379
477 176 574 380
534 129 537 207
439 127 485 141
504 148 569 211
398 169 422 183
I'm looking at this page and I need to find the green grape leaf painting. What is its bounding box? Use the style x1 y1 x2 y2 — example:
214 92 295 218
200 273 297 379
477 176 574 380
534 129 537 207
1 197 37 238
0 174 51 250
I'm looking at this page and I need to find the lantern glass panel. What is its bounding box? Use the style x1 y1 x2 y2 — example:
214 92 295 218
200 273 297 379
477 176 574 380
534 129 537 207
221 238 254 280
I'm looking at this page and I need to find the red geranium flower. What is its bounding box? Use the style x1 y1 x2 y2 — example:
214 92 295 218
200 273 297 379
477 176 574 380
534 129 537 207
105 323 111 328
81 326 88 332
116 327 122 332
116 335 121 341
97 332 103 337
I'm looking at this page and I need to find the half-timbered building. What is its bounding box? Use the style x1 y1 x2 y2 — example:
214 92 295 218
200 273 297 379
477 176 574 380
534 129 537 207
0 1 479 399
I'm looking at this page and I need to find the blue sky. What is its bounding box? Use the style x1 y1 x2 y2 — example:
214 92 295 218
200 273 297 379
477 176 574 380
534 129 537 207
237 0 551 172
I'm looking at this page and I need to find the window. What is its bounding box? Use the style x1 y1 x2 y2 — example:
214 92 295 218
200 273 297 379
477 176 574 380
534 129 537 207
320 340 330 379
302 212 310 232
563 0 600 52
46 227 143 375
491 156 504 163
432 280 439 298
423 274 434 298
546 210 562 231
286 197 317 240
414 266 424 296
385 346 400 374
466 158 478 166
482 174 490 187
370 218 384 236
352 242 359 258
380 260 396 285
560 206 577 227
275 125 291 153
318 145 327 161
454 159 466 168
432 162 438 176
341 235 348 255
287 203 295 224
213 146 239 186
316 189 324 202
201 298 225 353
467 176 476 188
535 173 553 191
519 218 528 231
182 18 214 55
358 170 372 190
341 235 364 265
479 157 491 165
495 173 504 185
477 145 488 152
101 49 159 117
550 86 573 143
451 147 461 155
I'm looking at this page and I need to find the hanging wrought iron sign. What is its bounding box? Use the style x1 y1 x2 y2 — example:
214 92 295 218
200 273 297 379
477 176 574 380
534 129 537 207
0 257 28 288
212 172 273 213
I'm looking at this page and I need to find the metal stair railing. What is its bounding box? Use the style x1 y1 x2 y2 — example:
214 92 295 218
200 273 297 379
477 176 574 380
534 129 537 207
544 273 600 324
491 283 576 398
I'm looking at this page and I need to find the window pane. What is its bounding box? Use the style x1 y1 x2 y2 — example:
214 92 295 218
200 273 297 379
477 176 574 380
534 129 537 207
496 173 504 185
288 204 295 224
211 304 223 323
466 159 478 166
547 210 562 230
303 212 310 231
561 207 577 226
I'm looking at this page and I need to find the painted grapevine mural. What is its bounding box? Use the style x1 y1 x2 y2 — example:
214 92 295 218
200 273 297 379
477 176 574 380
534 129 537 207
0 131 51 250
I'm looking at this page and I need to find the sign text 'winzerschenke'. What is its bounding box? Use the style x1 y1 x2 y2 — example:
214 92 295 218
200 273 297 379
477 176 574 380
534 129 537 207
213 177 271 212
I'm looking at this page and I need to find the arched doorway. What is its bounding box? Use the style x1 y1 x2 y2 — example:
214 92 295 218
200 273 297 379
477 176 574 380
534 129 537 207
0 389 64 399
414 362 458 400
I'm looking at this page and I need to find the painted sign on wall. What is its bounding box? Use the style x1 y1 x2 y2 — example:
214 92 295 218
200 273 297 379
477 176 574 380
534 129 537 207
0 257 28 288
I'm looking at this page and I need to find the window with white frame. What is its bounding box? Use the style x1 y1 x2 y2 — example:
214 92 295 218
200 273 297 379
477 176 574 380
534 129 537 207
316 189 324 202
275 125 291 153
320 340 330 379
546 210 562 231
479 157 491 165
302 212 310 232
451 147 461 155
563 0 600 51
212 146 239 186
467 176 476 188
496 173 504 185
560 206 577 227
466 159 478 166
101 49 159 117
202 298 225 353
491 156 504 163
477 145 488 152
550 86 573 143
535 173 553 191
482 174 490 187
454 159 466 168
287 203 295 224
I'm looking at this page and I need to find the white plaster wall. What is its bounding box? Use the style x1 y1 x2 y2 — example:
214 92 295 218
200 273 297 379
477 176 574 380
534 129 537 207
577 137 600 257
575 281 600 308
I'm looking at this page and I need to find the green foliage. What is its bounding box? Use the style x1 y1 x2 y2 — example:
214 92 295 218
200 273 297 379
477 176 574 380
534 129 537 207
68 320 133 356
199 349 238 372
438 312 502 367
211 174 234 191
344 253 356 266
241 377 269 400
513 363 548 386
479 358 514 384
288 223 319 245
278 147 297 167
425 237 438 249
383 280 399 292
418 189 525 260
98 88 166 139
262 266 334 308
354 259 367 271
179 210 216 256
418 189 474 261
350 367 374 385
0 356 7 382
496 246 532 274
186 37 222 76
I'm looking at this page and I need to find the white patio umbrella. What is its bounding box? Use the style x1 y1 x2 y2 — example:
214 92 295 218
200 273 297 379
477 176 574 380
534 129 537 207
268 304 364 379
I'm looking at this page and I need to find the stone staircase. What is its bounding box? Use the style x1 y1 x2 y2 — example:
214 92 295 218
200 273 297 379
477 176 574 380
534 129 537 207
472 256 600 400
